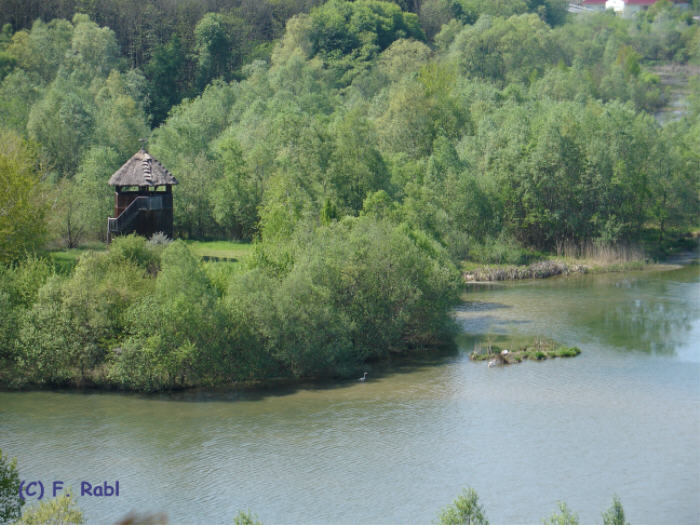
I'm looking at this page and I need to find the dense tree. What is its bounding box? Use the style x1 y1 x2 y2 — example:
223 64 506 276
144 35 187 126
211 132 262 239
463 99 664 249
448 14 561 85
3 18 72 83
0 131 45 262
308 0 425 83
116 240 222 390
194 13 237 89
26 75 95 175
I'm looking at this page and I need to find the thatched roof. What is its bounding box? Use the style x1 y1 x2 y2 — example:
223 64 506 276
108 149 178 187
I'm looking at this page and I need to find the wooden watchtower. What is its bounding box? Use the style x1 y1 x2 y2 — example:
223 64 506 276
107 149 178 242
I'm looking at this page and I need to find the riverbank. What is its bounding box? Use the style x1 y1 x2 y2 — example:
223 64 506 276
463 231 699 282
0 340 459 395
462 252 699 282
462 259 648 282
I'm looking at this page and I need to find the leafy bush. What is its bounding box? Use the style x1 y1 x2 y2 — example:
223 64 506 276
437 488 489 525
14 492 83 525
602 496 630 525
0 449 23 524
543 502 580 525
467 236 541 265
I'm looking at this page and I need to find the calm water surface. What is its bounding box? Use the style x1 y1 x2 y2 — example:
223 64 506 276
2 265 699 525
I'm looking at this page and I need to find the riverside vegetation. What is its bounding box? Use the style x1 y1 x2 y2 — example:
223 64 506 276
0 0 699 390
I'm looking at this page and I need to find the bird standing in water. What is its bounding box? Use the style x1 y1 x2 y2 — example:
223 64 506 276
359 372 368 382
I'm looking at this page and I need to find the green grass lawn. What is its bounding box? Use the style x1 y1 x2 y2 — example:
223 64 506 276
45 239 252 273
183 240 253 261
45 242 106 273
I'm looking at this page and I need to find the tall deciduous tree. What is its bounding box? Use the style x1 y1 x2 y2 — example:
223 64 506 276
0 131 44 262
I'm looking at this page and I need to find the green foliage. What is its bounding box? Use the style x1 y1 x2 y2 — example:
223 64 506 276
0 256 53 368
437 488 489 525
0 449 23 524
108 234 162 273
602 496 629 525
6 1 691 255
0 69 43 132
92 71 149 159
2 254 53 308
65 13 120 78
234 511 264 525
0 14 147 195
457 0 528 23
145 36 187 126
211 132 261 239
309 0 425 83
59 146 120 244
14 237 154 385
4 19 72 83
26 76 95 175
329 109 390 212
464 99 664 249
114 240 223 390
375 38 433 82
419 0 458 40
14 492 83 525
230 217 461 379
225 492 635 525
543 502 579 525
467 236 540 265
0 130 45 262
376 63 468 159
40 217 458 390
448 14 560 85
193 12 255 89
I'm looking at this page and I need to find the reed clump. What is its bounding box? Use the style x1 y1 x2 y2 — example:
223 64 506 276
463 241 647 282
556 240 646 266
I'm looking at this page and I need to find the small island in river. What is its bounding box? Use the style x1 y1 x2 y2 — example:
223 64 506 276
470 337 581 366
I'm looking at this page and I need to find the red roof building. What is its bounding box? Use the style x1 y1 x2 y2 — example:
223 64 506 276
579 0 687 13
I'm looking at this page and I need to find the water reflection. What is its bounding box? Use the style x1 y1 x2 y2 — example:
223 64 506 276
458 265 700 358
1 265 698 525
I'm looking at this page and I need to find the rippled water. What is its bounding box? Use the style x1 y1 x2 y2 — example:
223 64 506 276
1 265 699 525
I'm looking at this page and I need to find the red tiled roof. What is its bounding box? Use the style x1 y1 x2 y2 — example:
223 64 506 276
625 0 686 4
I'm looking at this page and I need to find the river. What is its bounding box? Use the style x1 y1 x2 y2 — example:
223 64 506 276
1 264 699 525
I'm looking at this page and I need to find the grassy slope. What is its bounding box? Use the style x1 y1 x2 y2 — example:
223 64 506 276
184 240 253 260
46 240 253 273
